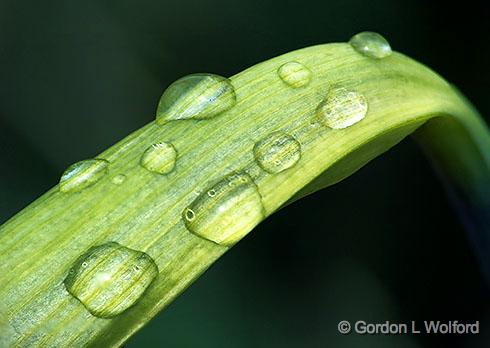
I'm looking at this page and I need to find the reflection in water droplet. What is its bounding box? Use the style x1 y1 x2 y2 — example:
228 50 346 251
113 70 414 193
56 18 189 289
140 142 177 174
349 31 392 59
277 61 312 88
156 73 236 124
183 173 264 246
59 159 109 193
112 174 126 185
316 88 368 129
64 242 158 318
253 132 301 174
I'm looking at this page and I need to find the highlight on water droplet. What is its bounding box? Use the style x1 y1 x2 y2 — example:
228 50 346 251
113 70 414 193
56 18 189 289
277 61 312 88
349 31 392 59
111 174 126 185
316 88 368 129
253 132 301 174
182 172 264 246
156 73 236 124
140 142 177 174
64 242 158 318
59 159 109 193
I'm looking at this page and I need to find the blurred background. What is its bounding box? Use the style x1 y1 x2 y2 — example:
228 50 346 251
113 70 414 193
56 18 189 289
0 0 489 347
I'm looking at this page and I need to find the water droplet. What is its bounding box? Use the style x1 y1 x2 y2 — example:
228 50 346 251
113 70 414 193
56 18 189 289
253 132 301 174
349 31 392 59
316 88 368 129
277 61 312 88
112 174 126 185
156 73 236 124
64 242 158 318
183 173 264 246
184 208 195 221
140 142 177 174
59 159 109 193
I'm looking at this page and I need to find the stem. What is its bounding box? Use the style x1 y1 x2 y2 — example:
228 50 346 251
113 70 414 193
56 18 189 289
0 43 488 347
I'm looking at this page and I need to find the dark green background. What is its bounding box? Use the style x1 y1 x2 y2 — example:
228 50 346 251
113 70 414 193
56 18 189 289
0 0 489 347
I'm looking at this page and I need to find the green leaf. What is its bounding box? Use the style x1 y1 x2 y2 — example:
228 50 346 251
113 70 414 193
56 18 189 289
1 40 489 347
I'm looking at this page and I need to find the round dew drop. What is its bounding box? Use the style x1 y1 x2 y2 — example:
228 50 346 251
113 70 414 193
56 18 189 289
156 73 236 124
140 142 177 174
316 88 368 129
59 159 109 193
64 242 158 318
349 31 392 59
253 132 301 174
277 61 312 88
185 208 195 221
182 172 264 246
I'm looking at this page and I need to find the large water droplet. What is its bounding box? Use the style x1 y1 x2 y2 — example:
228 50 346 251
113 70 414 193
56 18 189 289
156 73 236 124
183 173 264 246
349 31 392 59
64 242 158 318
254 132 301 173
59 159 109 193
316 88 368 129
277 61 312 88
140 142 177 174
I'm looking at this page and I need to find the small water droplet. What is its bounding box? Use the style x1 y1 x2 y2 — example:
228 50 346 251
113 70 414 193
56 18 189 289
64 242 158 318
59 159 109 193
277 61 312 88
316 88 368 129
183 172 264 246
140 142 177 174
349 31 392 59
253 132 301 174
184 208 195 221
112 174 126 185
156 73 236 124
